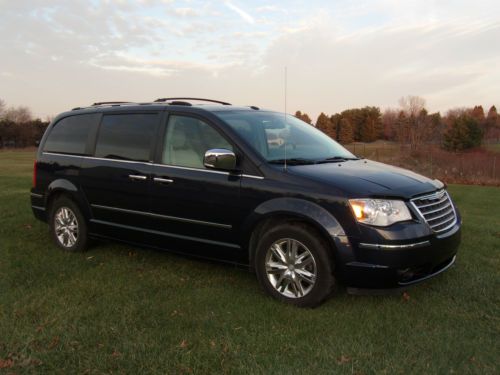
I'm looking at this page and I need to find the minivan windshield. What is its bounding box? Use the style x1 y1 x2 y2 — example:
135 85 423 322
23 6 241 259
216 110 356 164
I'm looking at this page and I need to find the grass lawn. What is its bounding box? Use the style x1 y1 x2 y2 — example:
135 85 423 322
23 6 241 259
485 143 500 153
1 150 499 374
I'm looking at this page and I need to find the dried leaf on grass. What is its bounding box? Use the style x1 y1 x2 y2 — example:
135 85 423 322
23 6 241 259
337 355 351 365
0 358 14 369
402 292 410 302
47 336 60 349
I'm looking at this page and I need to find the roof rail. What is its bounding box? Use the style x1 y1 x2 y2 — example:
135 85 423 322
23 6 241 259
91 101 134 106
154 97 231 105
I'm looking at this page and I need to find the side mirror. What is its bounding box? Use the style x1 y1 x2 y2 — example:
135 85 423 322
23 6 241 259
204 149 236 171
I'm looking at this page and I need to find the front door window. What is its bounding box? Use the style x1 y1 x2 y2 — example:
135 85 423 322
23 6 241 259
163 115 233 169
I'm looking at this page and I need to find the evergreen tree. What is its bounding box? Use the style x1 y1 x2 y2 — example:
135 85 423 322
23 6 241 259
486 105 498 130
358 107 383 142
470 105 485 122
396 111 409 144
294 111 313 125
338 118 354 144
443 114 483 151
316 112 334 138
330 114 341 141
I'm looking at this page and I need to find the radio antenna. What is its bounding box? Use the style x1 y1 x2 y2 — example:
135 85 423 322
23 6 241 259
284 66 288 172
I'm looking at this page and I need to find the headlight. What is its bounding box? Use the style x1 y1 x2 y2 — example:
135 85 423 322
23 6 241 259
348 199 412 227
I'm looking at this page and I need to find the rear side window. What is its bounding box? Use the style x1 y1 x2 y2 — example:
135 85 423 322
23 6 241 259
95 113 158 162
43 114 98 155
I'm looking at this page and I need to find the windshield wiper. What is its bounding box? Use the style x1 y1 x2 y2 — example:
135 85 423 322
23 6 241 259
268 158 316 165
315 156 359 164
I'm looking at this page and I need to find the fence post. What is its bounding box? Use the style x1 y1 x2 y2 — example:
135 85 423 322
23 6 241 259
494 156 497 181
430 151 433 178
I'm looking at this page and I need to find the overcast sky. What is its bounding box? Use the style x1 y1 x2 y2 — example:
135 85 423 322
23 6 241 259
1 0 499 120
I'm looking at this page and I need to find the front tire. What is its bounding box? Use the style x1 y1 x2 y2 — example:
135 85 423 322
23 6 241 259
255 222 335 308
49 196 88 252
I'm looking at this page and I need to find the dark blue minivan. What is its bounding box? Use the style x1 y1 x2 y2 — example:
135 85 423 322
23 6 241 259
31 98 461 307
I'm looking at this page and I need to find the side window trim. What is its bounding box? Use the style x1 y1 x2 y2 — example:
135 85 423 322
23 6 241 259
85 113 102 156
152 110 169 165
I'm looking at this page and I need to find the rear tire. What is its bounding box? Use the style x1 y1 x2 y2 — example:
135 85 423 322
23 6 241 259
254 222 335 308
49 196 88 252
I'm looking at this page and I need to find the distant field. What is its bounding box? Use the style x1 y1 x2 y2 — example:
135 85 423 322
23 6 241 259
344 142 500 185
1 151 499 374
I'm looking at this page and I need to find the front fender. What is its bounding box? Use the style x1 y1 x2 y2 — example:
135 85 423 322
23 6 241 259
242 198 354 266
253 197 346 237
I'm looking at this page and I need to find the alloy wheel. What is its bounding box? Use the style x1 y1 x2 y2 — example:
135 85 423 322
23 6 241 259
54 206 79 248
265 238 317 298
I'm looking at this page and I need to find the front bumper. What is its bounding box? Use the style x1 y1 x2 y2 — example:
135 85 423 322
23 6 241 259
336 223 461 289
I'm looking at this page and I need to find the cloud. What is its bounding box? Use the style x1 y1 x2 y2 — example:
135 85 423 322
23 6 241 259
258 19 500 117
0 0 499 119
224 1 255 25
173 7 198 17
255 5 286 14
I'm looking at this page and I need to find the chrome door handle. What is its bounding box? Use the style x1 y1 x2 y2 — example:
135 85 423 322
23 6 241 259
128 174 147 181
153 177 174 184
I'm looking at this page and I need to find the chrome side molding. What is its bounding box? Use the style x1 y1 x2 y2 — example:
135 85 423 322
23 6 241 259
358 241 430 250
90 204 232 229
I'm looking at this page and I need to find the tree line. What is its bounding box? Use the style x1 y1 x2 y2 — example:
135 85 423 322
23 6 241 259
295 96 500 151
0 96 499 151
0 99 49 148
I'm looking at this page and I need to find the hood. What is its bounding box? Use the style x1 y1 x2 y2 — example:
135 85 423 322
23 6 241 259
288 159 443 199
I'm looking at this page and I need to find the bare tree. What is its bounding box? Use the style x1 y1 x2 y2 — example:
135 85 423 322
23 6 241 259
399 95 426 117
382 108 399 141
3 106 33 123
398 95 428 151
0 98 5 118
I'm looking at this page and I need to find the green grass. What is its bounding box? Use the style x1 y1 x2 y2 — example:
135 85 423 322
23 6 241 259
485 143 500 153
1 150 499 374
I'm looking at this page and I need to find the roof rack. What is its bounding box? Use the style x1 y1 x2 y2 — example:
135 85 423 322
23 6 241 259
154 97 231 105
91 101 134 106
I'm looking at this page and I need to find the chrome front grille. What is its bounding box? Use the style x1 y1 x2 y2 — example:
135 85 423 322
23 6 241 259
411 190 457 234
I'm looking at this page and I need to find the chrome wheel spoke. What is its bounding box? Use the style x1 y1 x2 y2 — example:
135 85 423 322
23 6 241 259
267 268 285 275
62 232 69 246
292 278 304 297
279 278 290 293
68 231 77 246
67 224 78 232
271 244 287 263
289 240 298 262
275 272 287 289
296 279 305 296
266 261 287 273
295 251 311 265
296 269 316 285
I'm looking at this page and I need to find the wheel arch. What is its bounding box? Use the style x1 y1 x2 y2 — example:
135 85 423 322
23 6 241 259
243 198 350 270
45 179 92 220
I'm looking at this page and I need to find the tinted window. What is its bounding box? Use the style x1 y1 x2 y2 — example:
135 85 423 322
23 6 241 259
44 114 98 155
95 114 158 162
162 115 232 169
